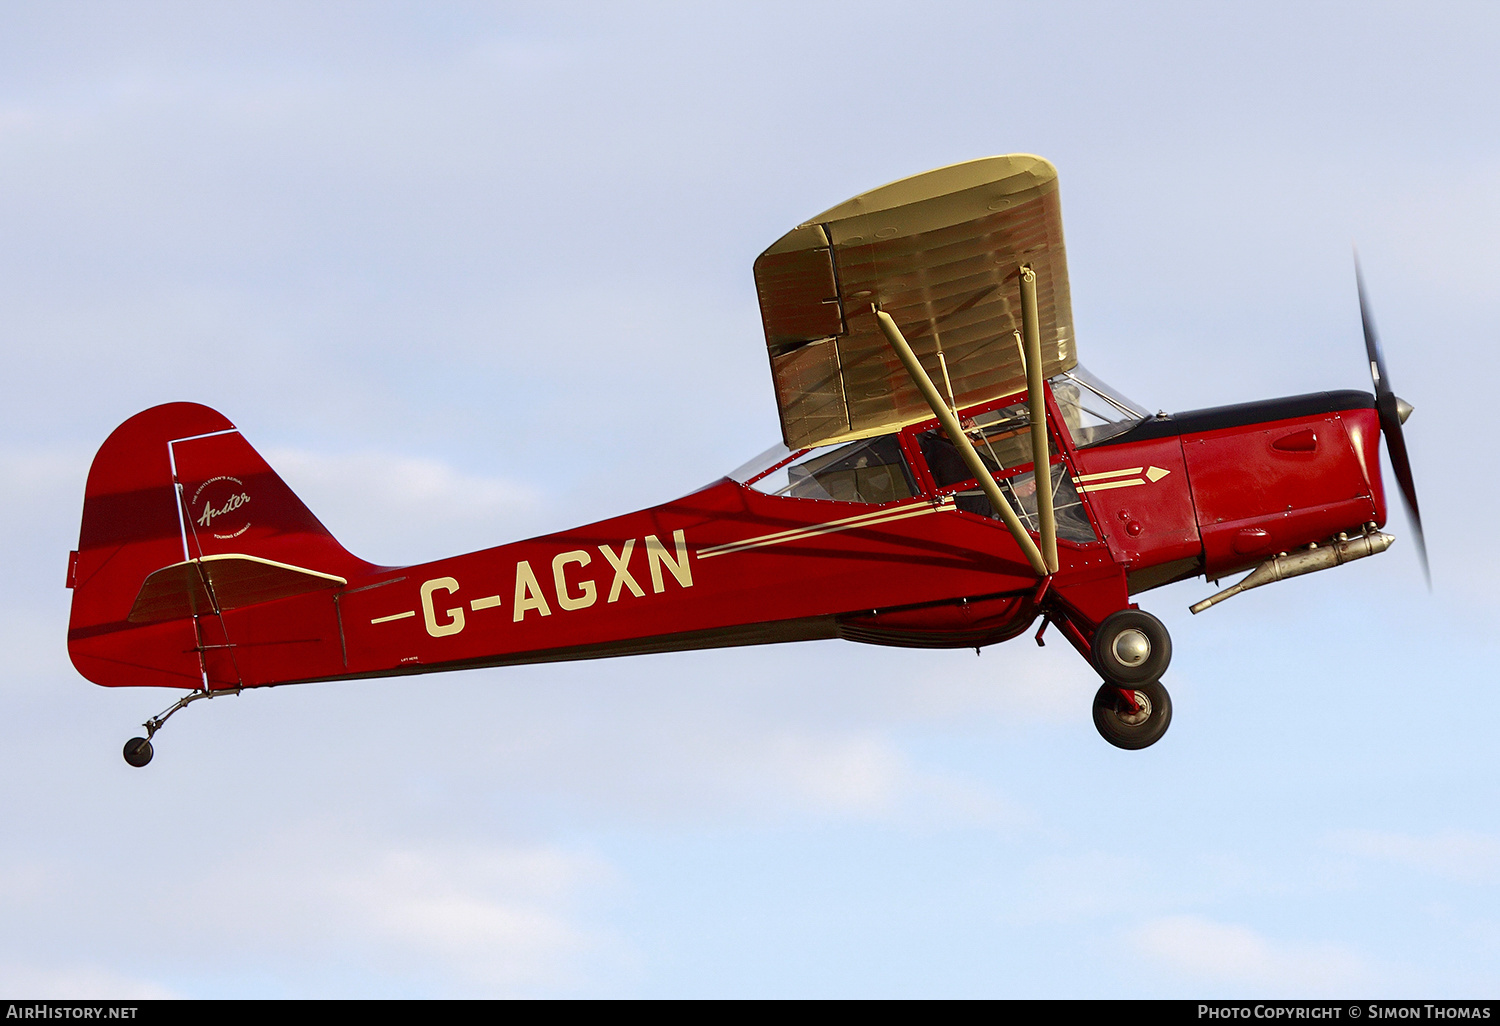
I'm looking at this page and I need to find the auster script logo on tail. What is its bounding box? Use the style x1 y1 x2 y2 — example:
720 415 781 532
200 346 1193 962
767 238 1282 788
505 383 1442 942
191 475 252 540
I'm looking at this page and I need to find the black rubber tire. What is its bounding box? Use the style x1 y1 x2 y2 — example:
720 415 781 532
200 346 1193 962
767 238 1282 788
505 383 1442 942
123 737 153 768
1091 609 1172 685
1092 679 1172 750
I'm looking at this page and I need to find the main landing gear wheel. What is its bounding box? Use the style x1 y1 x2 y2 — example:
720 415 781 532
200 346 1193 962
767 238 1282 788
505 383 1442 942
1092 678 1172 750
123 737 154 767
1091 609 1172 685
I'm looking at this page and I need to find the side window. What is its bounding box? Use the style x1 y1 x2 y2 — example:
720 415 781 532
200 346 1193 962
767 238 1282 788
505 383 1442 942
917 403 1033 486
951 465 1097 543
916 402 1097 543
750 434 916 504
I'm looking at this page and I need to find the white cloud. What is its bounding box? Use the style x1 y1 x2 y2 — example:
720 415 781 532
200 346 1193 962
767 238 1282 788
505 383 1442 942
412 668 1020 829
264 446 545 564
752 730 1014 826
430 653 1028 828
1129 914 1370 994
329 846 611 993
0 831 622 998
489 715 922 824
0 965 178 1000
761 732 907 816
0 448 91 499
1330 829 1500 884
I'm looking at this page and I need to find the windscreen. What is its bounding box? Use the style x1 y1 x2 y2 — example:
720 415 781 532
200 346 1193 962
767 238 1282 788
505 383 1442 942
1051 366 1148 447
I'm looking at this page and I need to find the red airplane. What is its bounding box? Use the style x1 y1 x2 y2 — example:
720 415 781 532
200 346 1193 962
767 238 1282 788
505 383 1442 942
66 155 1423 766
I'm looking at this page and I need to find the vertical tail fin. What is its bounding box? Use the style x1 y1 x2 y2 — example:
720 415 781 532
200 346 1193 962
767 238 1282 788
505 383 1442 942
68 403 378 689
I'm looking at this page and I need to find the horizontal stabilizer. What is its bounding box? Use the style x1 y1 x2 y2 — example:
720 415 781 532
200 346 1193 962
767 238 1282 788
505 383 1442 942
128 554 347 625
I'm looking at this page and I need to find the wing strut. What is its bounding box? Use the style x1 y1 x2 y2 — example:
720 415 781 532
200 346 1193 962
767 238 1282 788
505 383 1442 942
1020 266 1060 573
875 308 1049 577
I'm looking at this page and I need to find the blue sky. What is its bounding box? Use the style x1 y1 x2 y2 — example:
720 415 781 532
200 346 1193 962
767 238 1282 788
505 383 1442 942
1 1 1497 997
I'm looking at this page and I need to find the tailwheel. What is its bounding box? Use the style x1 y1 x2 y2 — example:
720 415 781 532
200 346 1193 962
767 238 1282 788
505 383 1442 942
123 737 154 767
1092 678 1172 750
120 686 231 767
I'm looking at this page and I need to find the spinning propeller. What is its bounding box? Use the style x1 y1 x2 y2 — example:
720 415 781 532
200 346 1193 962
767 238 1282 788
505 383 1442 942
1355 254 1429 585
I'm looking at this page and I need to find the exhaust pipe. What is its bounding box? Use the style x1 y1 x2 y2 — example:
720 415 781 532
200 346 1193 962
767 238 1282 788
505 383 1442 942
1190 531 1394 614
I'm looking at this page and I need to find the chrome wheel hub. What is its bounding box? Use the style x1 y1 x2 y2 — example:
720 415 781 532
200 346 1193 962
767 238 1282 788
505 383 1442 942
1112 628 1151 668
1117 690 1152 726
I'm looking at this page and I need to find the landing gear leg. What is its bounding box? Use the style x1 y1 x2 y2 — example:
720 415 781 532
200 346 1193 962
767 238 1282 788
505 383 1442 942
1092 678 1172 750
121 687 233 768
1043 593 1175 750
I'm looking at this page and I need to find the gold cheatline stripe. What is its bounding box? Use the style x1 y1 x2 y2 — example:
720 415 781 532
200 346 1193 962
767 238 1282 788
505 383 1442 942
370 610 416 624
698 506 944 559
1075 467 1143 483
699 503 919 554
1077 479 1147 493
697 498 956 560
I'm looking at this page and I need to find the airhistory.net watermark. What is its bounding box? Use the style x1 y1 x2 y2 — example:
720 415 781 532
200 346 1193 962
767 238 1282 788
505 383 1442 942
5 1007 138 1020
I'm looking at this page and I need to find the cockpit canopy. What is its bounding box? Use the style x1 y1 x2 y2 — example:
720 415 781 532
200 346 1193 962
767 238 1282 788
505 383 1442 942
731 366 1146 508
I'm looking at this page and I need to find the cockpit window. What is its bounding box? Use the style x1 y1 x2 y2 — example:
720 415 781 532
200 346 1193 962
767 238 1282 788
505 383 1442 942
951 465 1098 543
730 363 1144 506
746 434 915 504
1051 366 1148 447
917 402 1033 488
915 398 1097 543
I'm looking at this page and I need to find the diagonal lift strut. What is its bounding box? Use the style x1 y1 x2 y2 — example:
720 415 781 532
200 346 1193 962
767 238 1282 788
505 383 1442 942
875 303 1051 577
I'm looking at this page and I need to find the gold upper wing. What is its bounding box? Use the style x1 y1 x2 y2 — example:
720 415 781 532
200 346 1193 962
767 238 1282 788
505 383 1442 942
754 154 1077 450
